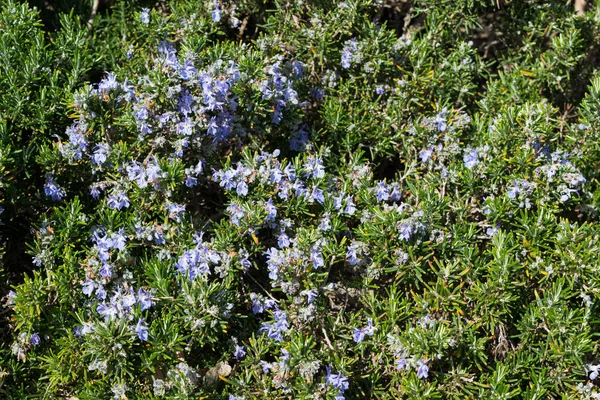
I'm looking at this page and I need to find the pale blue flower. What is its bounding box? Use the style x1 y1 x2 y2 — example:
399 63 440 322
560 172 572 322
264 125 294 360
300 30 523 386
301 289 318 304
416 359 429 379
234 345 246 359
30 332 40 346
325 365 349 393
341 39 357 69
419 146 433 163
107 191 130 210
141 8 149 24
435 109 447 132
396 358 407 370
588 364 600 380
136 319 149 341
463 149 479 169
211 1 221 22
44 177 65 201
375 182 389 201
344 197 356 215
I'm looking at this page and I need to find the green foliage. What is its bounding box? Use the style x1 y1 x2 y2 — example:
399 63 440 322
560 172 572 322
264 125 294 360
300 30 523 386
3 0 600 399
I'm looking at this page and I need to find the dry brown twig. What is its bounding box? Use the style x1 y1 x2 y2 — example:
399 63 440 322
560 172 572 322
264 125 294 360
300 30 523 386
575 0 587 16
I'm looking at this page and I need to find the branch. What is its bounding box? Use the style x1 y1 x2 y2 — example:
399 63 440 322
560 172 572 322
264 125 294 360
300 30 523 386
87 0 100 29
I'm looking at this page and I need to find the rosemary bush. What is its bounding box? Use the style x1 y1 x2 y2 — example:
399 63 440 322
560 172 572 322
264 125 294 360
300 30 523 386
3 0 600 399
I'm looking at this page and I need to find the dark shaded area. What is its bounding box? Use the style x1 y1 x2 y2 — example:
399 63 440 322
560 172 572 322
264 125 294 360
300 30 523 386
373 153 404 181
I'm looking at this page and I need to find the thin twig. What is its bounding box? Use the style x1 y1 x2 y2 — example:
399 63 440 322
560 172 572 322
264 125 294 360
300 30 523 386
88 0 100 29
238 16 249 37
321 327 334 350
246 273 279 303
575 0 586 16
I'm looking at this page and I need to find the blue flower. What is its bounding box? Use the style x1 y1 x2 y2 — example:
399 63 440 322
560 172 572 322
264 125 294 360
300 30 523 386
90 185 101 199
180 59 197 80
507 181 520 199
293 180 307 197
398 223 413 241
134 103 149 121
310 186 325 204
346 243 361 265
168 203 186 222
177 118 194 137
390 183 402 201
44 177 65 201
107 191 130 210
281 348 290 362
233 345 246 359
310 87 326 100
211 1 221 22
290 125 309 152
7 290 16 305
463 149 479 169
333 194 343 210
127 161 147 188
98 72 119 93
325 365 349 393
236 181 248 196
341 39 357 69
32 253 43 267
486 223 500 237
395 358 407 370
91 143 110 166
435 109 447 132
588 364 600 380
264 198 277 221
344 197 356 215
416 359 429 379
292 60 304 79
239 250 251 273
140 8 149 24
301 289 318 304
259 310 289 342
138 121 152 136
250 293 265 314
110 228 127 251
353 318 375 343
260 360 272 373
227 202 245 226
303 156 325 179
319 214 331 231
271 101 284 124
137 288 154 311
65 121 88 160
419 146 433 163
100 263 113 278
277 231 290 248
375 182 389 201
136 319 149 341
185 176 198 187
145 159 163 184
30 332 40 346
96 286 107 300
175 243 220 280
310 246 324 268
178 90 194 115
353 328 366 343
265 247 284 281
73 326 83 338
